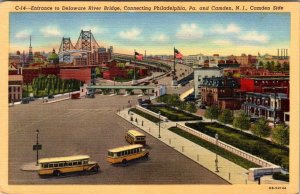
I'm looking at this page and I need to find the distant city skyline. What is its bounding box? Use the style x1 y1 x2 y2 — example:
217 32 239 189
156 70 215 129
10 12 290 56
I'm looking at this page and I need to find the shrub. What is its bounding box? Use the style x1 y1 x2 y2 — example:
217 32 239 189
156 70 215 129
272 172 289 182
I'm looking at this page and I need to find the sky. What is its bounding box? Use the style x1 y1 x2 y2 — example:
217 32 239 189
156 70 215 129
10 12 290 56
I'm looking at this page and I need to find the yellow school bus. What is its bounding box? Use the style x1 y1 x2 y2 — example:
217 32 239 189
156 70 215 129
107 144 149 164
125 130 146 145
38 155 99 177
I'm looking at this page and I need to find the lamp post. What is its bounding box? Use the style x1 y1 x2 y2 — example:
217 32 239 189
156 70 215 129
36 129 39 166
274 92 276 127
158 111 161 138
215 133 219 172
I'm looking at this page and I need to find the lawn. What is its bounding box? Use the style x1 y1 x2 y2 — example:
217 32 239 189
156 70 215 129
129 108 161 123
169 127 260 169
186 122 289 170
147 105 202 121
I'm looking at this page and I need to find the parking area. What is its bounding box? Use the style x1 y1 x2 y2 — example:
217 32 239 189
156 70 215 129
9 95 228 184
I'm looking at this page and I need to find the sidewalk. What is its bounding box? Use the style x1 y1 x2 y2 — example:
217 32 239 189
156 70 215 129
117 108 286 184
118 108 254 184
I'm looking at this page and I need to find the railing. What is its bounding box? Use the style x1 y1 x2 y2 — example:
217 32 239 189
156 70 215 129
135 105 168 122
175 123 276 168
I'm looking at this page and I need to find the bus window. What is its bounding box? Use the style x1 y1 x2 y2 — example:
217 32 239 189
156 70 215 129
54 163 59 168
73 161 78 166
59 163 64 167
83 160 88 164
49 163 54 168
68 162 72 166
78 161 82 165
117 152 121 157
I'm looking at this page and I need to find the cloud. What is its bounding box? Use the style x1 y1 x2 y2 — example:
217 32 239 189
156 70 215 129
81 26 105 34
40 26 62 37
212 39 233 46
212 23 241 34
119 28 142 40
15 30 31 39
238 31 269 44
176 24 203 40
151 34 169 42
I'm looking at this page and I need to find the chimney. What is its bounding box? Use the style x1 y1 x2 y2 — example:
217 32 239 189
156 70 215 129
281 48 283 59
277 48 279 59
286 49 288 59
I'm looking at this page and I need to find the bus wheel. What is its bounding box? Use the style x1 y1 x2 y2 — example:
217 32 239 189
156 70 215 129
122 159 127 165
144 153 149 158
92 165 99 172
53 170 61 177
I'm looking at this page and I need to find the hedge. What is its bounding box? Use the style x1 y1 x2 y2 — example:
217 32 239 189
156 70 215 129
272 172 289 182
147 105 202 121
186 122 289 170
169 127 260 169
129 108 161 123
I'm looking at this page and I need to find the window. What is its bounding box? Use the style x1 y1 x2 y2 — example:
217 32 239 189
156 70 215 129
59 163 64 167
73 161 78 166
117 152 121 157
49 163 54 168
54 163 59 168
83 160 88 164
43 163 49 168
78 161 82 165
9 87 11 92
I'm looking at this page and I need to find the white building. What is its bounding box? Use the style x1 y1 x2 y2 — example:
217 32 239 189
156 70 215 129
184 54 208 67
193 67 222 99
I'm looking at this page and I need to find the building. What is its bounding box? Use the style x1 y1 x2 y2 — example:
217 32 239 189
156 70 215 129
200 77 240 110
60 66 97 84
242 92 289 124
9 74 23 103
234 54 257 67
193 67 222 99
240 76 289 95
183 54 208 67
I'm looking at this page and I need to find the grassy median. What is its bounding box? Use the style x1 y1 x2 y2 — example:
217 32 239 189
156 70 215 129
129 108 161 123
169 127 260 170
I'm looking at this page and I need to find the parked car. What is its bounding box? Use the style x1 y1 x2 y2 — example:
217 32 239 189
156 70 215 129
48 95 54 99
21 98 30 104
86 93 95 98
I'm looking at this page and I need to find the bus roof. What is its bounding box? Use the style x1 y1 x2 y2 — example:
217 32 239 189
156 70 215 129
108 144 143 153
127 129 145 137
38 155 90 163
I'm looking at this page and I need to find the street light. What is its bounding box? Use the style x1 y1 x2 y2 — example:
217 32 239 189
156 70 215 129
158 111 161 138
215 133 219 172
36 129 40 166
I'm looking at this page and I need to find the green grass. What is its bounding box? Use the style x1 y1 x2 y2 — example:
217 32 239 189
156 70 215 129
114 77 132 82
147 105 202 121
169 127 260 169
130 108 161 123
23 86 74 98
186 122 289 170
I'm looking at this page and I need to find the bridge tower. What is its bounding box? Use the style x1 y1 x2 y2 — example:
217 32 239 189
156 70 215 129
74 30 100 52
59 37 74 62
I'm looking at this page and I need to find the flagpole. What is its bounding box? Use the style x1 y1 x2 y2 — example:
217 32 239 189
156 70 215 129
173 47 176 79
133 50 136 80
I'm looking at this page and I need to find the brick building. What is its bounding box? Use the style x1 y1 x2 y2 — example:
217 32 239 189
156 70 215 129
240 76 289 95
9 74 23 103
200 77 241 110
59 66 97 84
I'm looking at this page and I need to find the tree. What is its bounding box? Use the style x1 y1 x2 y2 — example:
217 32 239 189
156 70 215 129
127 69 134 78
272 125 289 146
186 103 197 113
218 109 233 124
95 67 102 77
258 61 264 67
204 105 220 122
233 111 250 131
167 94 180 107
275 62 282 72
250 117 271 138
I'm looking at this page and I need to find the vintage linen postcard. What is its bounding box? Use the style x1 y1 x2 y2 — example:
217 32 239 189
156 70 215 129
0 1 299 194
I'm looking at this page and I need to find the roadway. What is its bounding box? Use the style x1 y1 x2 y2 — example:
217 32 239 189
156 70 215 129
9 95 228 184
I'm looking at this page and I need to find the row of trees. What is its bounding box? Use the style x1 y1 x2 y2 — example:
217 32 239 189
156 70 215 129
156 94 197 113
258 61 289 72
31 75 82 97
204 106 289 146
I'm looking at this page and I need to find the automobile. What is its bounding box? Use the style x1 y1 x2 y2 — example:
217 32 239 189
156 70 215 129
48 95 54 99
86 93 95 98
21 98 30 104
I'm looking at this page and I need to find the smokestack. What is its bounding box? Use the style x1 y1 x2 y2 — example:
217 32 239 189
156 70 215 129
286 49 288 58
281 48 283 59
277 48 279 59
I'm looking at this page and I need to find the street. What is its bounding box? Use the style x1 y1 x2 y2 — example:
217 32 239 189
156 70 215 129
9 95 228 184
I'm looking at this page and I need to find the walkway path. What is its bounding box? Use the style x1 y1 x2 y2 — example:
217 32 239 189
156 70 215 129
117 108 286 184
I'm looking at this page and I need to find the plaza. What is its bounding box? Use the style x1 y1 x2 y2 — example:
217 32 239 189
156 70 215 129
9 95 228 184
